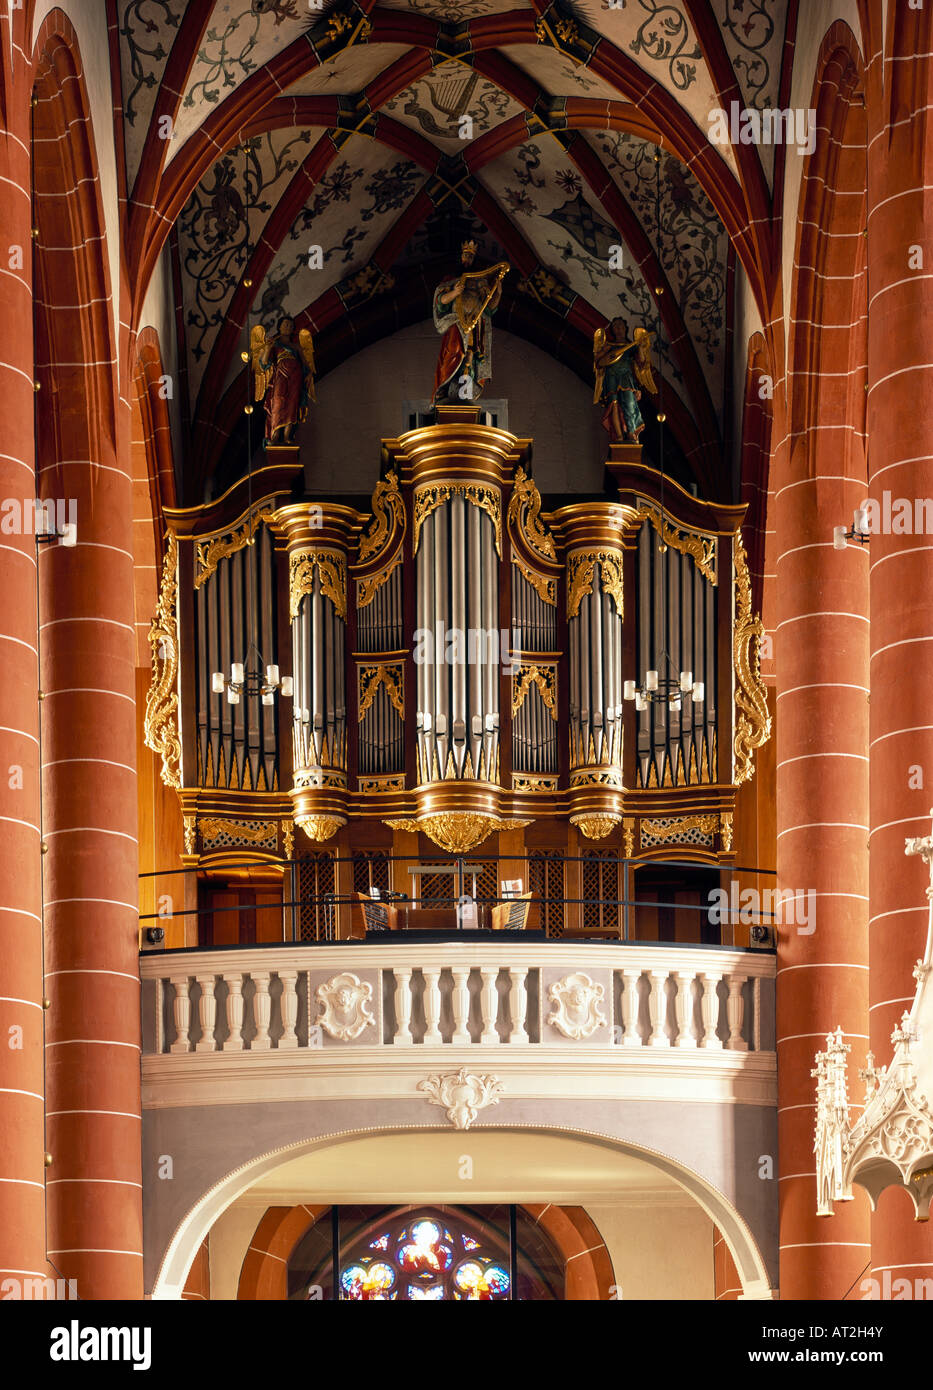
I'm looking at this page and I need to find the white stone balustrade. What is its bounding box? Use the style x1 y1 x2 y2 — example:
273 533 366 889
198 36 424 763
141 944 772 1058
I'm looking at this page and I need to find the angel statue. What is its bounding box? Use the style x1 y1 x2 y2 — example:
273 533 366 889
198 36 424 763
433 240 509 403
593 318 658 444
250 316 316 447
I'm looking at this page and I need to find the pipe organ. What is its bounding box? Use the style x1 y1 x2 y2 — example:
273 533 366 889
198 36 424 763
148 413 770 879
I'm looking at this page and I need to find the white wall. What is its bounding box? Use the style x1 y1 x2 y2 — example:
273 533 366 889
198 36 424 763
585 1200 716 1300
299 321 608 498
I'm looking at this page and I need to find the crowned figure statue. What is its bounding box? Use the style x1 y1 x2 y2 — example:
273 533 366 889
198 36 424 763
249 315 316 446
593 317 658 444
433 240 509 404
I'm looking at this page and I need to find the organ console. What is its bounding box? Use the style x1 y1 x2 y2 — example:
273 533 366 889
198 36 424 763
145 408 771 940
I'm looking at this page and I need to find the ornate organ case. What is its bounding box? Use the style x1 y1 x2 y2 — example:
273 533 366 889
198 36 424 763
147 417 770 930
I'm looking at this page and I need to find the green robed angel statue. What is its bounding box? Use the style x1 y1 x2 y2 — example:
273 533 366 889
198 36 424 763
593 318 658 443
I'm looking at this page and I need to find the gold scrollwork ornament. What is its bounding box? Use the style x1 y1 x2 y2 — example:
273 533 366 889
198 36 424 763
358 664 405 719
413 483 502 557
358 471 405 564
733 533 771 785
511 664 558 720
289 549 347 621
195 505 275 589
566 550 623 619
144 531 182 789
508 466 556 559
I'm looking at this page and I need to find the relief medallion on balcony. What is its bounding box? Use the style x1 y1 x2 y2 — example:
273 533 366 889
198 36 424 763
547 972 608 1040
315 972 376 1042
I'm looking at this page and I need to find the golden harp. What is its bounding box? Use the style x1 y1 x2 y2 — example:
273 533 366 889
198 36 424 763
454 262 510 334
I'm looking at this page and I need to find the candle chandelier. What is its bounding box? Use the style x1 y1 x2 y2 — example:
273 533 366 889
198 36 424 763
624 146 706 718
211 139 293 711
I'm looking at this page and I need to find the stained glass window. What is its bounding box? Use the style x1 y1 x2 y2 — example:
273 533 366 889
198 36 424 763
337 1209 512 1301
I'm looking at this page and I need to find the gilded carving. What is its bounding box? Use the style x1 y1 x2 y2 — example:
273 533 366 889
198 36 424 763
571 814 623 841
511 664 557 720
384 813 531 854
622 819 635 858
418 1068 503 1130
199 817 278 846
289 549 347 621
297 814 345 843
315 972 375 1042
144 531 182 789
641 813 719 844
566 550 624 619
358 774 406 793
358 663 405 720
634 502 718 585
281 819 295 860
358 471 405 564
547 972 607 1039
194 505 275 589
720 812 734 853
507 466 555 560
183 815 197 856
733 532 771 786
512 773 559 792
512 557 557 606
357 549 402 609
413 483 502 557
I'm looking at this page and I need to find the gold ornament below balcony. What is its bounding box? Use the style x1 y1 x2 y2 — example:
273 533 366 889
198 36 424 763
385 812 531 854
297 814 346 843
571 813 623 841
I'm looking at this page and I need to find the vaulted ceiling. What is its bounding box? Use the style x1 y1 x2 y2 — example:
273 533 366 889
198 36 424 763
119 0 793 500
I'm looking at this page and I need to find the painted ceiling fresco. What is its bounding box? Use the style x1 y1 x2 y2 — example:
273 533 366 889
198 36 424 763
120 0 794 474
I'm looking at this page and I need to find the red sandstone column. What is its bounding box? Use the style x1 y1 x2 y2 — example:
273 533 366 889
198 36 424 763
866 63 933 1290
774 48 871 1298
0 114 48 1289
33 39 143 1300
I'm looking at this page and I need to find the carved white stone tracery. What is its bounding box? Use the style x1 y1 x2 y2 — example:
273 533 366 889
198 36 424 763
315 971 375 1042
546 971 607 1040
814 818 933 1219
417 1068 503 1130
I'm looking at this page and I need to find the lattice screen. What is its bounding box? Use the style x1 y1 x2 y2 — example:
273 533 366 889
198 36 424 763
352 851 390 896
582 852 620 934
297 852 335 942
529 850 565 939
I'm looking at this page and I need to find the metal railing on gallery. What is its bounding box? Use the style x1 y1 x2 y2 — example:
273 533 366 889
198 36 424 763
139 853 780 948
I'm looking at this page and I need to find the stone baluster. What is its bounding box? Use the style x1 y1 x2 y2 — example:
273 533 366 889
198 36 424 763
619 969 642 1046
279 970 299 1050
752 977 762 1052
674 971 696 1048
225 975 245 1052
726 974 748 1051
195 974 217 1053
480 967 500 1044
508 967 529 1044
170 977 191 1054
251 972 272 1051
699 973 723 1049
423 968 442 1045
647 969 670 1047
451 968 471 1044
393 967 413 1045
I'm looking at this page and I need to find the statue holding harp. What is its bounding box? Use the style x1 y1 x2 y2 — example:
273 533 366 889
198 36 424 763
433 240 509 403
